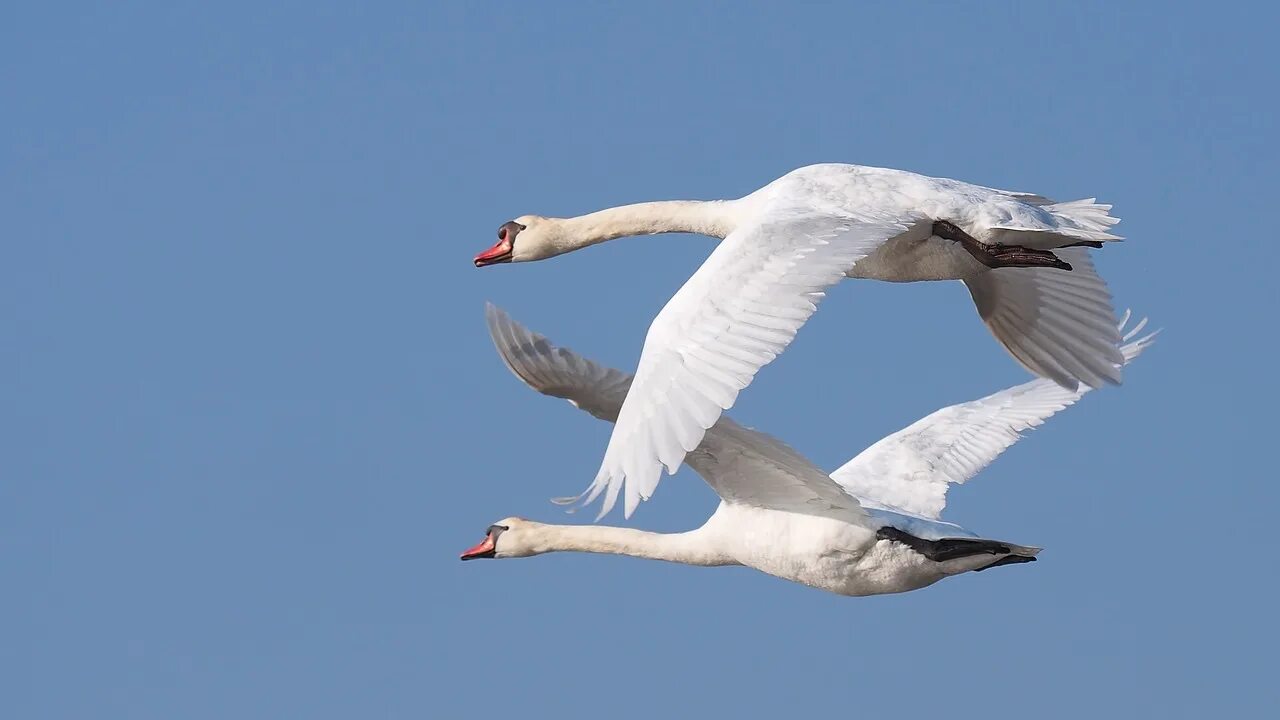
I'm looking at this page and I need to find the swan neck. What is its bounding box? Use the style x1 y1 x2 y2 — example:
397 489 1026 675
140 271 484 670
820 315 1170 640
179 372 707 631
531 523 732 566
554 200 736 251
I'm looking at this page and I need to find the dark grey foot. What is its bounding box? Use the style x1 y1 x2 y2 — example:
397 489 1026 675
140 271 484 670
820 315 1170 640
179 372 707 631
972 555 1038 572
878 526 1015 562
932 220 1074 272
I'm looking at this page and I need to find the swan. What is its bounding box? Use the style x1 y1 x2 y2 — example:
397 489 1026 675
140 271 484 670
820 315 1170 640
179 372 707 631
474 163 1126 518
461 304 1156 597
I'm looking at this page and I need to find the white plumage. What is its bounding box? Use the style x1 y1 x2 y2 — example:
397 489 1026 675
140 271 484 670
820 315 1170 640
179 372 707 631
476 304 1155 597
485 164 1126 518
832 309 1157 520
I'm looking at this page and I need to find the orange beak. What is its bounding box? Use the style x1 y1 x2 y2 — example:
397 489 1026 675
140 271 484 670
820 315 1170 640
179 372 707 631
459 533 496 560
473 238 513 267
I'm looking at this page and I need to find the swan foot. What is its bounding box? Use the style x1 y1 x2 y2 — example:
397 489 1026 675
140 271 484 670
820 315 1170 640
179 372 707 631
878 526 1011 562
972 555 1038 572
932 220 1073 272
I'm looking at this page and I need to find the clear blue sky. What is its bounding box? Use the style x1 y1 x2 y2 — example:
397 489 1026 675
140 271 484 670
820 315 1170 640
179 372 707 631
4 2 1276 717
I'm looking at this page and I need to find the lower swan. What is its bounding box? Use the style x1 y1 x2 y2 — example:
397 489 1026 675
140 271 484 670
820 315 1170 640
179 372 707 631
462 305 1155 596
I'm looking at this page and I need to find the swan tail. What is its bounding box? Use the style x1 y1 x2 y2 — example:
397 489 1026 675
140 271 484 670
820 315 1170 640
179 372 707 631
989 198 1123 249
1044 198 1122 236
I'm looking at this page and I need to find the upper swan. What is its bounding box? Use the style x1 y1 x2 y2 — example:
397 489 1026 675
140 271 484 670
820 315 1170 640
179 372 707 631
476 163 1125 518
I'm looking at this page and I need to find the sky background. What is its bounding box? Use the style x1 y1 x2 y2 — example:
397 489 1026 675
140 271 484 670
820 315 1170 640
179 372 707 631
4 2 1277 718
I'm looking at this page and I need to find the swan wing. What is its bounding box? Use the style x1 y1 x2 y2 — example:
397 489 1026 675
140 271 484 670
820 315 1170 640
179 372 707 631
578 207 921 518
485 304 867 519
484 303 633 423
966 241 1126 393
830 312 1158 519
686 416 865 517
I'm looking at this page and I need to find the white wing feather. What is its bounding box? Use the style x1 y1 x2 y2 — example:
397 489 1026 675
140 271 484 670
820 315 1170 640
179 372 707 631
966 236 1125 392
829 311 1158 519
580 209 920 519
485 304 866 519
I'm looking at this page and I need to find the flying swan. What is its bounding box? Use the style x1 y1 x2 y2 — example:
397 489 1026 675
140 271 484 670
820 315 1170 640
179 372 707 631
474 163 1126 518
460 304 1155 597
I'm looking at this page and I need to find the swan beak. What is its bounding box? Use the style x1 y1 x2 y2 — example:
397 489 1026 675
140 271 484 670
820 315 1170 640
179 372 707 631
474 238 513 267
459 534 497 560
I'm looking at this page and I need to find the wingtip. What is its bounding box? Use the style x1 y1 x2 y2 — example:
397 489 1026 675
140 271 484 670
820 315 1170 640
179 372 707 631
622 485 640 519
483 301 507 336
1117 310 1161 364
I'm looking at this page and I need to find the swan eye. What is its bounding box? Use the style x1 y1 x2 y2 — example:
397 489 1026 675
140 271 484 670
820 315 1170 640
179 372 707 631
475 224 523 267
497 221 526 243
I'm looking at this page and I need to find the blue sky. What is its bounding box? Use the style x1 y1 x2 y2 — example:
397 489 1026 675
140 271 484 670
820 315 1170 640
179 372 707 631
4 2 1277 717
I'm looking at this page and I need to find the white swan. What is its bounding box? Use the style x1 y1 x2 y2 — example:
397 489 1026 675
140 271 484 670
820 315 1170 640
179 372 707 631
474 163 1126 518
461 304 1156 597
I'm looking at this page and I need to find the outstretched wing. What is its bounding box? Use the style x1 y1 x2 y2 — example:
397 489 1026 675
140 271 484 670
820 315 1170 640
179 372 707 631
830 311 1157 519
577 208 923 519
485 303 633 423
966 235 1125 392
485 304 866 520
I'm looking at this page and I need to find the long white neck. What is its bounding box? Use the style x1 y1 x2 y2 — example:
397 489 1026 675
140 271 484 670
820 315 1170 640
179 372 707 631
525 523 735 567
548 200 739 254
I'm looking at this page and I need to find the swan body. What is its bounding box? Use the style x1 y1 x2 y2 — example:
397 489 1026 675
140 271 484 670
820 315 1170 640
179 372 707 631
477 163 1127 519
474 507 967 597
464 305 1156 597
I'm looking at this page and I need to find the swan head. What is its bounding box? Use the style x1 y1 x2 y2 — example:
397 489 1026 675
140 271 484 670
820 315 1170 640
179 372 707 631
459 516 539 560
474 216 566 267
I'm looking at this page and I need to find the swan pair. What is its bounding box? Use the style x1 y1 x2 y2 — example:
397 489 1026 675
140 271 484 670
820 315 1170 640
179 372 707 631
464 162 1147 596
463 305 1154 597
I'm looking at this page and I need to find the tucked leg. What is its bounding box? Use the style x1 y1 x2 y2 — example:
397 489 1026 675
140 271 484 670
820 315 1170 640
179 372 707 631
878 526 1013 562
933 219 1074 272
972 555 1038 572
